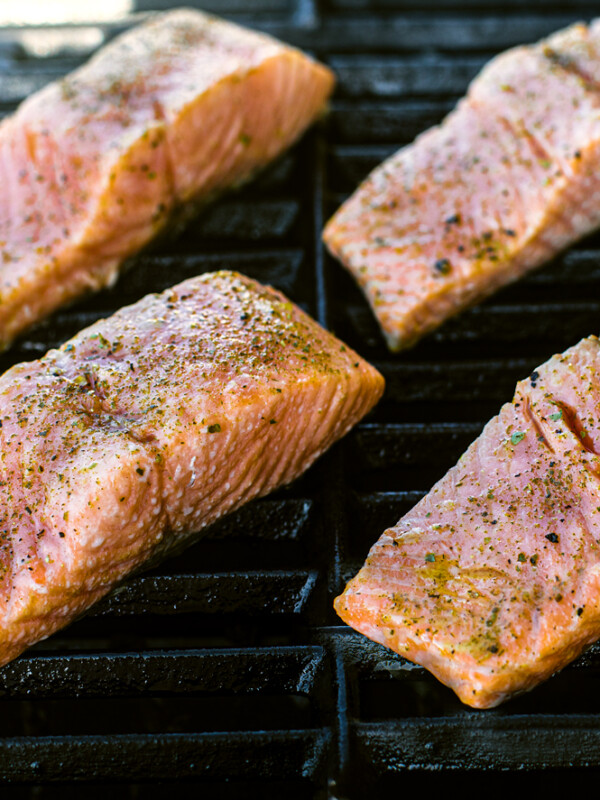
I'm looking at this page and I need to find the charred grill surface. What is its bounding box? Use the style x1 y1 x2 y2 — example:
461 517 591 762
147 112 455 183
2 1 600 797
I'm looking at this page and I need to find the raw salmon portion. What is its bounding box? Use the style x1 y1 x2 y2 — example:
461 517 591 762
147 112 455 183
336 336 600 708
323 20 600 351
0 271 383 667
0 10 334 351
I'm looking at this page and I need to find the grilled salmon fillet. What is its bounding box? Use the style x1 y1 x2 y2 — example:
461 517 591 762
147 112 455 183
0 270 383 667
336 336 600 708
323 20 600 351
0 10 334 351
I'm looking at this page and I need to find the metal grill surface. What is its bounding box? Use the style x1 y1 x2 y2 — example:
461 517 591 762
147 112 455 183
2 1 600 796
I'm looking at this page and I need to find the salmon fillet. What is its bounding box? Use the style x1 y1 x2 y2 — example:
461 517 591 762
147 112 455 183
336 336 600 708
0 9 334 351
323 20 600 351
0 270 383 667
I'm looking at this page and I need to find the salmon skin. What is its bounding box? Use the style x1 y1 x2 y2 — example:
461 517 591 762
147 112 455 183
0 10 334 351
336 336 600 708
0 270 383 667
323 21 600 351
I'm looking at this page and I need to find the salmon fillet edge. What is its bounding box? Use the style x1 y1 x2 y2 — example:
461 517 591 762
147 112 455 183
0 9 334 350
0 270 383 667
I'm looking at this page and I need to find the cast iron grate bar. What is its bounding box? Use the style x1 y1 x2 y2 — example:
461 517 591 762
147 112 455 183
88 570 319 616
352 717 600 771
0 730 331 783
0 647 326 698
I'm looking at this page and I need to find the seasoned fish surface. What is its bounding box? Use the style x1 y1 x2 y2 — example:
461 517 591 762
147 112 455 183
0 271 384 667
0 9 334 350
323 21 600 351
336 337 600 708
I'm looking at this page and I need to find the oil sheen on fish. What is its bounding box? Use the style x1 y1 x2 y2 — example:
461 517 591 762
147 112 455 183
0 9 334 350
336 336 600 708
323 21 600 351
0 271 384 667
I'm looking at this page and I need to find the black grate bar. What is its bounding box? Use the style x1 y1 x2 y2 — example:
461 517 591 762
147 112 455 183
434 303 600 343
313 127 330 331
330 99 455 143
0 730 331 783
371 359 535 403
353 717 600 771
353 422 483 470
329 54 485 98
0 647 326 699
175 497 314 543
193 198 300 240
258 15 582 53
337 300 600 355
89 571 319 617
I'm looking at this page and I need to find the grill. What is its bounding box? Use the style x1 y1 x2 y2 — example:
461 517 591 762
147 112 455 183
2 0 600 796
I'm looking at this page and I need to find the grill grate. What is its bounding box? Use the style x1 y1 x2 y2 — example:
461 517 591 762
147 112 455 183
2 1 600 796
